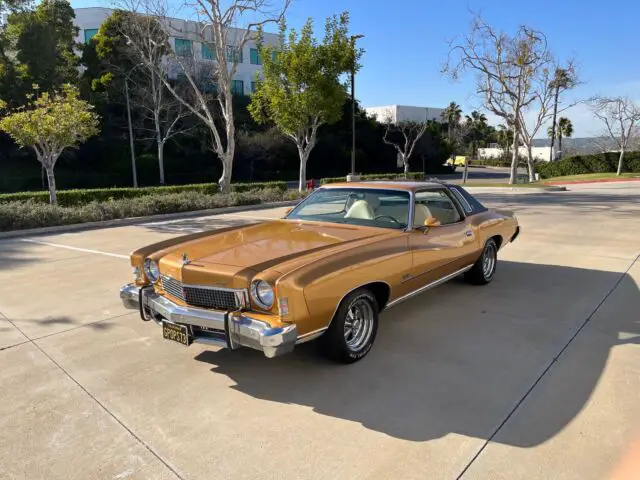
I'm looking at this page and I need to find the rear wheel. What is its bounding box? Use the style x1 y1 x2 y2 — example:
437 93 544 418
465 238 498 285
320 288 379 364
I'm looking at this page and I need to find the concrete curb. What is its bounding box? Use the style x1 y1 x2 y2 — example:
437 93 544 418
462 185 567 193
0 200 300 240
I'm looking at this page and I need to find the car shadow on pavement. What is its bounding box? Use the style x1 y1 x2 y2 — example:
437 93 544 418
195 260 639 446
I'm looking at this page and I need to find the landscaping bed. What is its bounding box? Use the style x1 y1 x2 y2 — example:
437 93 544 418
0 188 304 232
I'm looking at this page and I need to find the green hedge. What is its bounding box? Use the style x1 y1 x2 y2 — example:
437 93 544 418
0 181 287 206
0 188 305 232
320 172 424 185
537 152 640 179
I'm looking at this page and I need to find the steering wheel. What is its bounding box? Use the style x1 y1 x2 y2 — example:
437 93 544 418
374 215 400 224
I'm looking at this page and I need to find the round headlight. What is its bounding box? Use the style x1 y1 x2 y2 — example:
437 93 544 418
251 280 274 309
143 258 160 283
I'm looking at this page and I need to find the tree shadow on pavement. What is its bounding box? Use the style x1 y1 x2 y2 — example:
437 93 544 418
142 217 257 235
195 260 639 446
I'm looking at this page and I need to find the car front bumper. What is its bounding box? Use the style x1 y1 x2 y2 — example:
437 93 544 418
120 283 297 358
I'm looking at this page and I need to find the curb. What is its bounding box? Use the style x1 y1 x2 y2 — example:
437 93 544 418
462 185 567 192
543 177 640 185
0 200 300 240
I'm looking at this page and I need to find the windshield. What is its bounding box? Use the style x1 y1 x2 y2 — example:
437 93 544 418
285 188 410 230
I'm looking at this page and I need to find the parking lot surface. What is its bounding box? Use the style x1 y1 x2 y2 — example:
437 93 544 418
1 182 639 480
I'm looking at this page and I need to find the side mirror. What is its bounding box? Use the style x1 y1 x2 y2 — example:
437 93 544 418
422 217 441 232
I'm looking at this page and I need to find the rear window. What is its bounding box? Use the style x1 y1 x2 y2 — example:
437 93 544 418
448 185 488 214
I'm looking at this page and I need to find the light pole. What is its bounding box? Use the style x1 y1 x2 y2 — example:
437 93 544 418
123 62 144 188
350 34 364 176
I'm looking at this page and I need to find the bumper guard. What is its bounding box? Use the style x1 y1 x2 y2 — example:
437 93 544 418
119 283 297 358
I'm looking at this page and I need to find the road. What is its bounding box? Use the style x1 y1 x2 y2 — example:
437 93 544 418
293 167 526 189
1 182 639 480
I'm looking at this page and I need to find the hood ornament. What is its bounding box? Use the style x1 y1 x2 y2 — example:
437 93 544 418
181 253 191 265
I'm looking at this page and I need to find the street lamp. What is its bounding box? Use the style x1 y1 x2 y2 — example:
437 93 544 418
350 34 364 176
123 62 145 188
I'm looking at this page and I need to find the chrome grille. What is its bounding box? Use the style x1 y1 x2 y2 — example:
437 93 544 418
160 275 244 311
161 276 185 301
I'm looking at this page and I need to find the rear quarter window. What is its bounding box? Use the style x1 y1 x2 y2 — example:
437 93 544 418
448 185 488 214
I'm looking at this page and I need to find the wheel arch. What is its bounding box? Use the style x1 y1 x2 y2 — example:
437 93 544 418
330 281 391 323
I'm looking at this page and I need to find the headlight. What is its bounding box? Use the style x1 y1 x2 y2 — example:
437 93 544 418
251 280 274 309
143 258 160 283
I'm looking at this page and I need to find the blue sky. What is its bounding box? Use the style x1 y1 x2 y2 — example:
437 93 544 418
73 0 640 137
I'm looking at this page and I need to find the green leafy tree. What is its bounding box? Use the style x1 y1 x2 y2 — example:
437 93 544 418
547 116 573 159
464 110 488 159
440 101 462 146
249 13 358 191
1 0 79 104
0 85 100 204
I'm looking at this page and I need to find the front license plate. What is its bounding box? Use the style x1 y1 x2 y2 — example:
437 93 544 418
162 321 191 346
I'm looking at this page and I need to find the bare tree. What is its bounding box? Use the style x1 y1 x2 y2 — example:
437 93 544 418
590 96 640 176
443 15 554 184
118 0 292 192
517 61 578 181
382 118 429 177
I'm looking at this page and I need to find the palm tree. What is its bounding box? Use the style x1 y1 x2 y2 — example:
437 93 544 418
496 124 513 153
465 110 488 159
547 117 573 159
548 68 573 161
441 101 462 144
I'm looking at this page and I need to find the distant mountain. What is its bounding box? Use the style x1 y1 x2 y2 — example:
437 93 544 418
532 137 617 154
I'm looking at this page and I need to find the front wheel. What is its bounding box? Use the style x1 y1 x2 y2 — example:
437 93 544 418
320 288 379 364
465 238 498 285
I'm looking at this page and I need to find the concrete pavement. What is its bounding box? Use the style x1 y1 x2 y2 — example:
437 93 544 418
0 183 638 480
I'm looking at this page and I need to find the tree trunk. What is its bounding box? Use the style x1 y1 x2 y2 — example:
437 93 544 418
526 145 536 182
403 159 409 178
218 151 233 193
617 149 625 176
549 86 560 162
298 155 307 192
45 165 57 205
157 140 166 185
509 128 519 185
558 133 563 160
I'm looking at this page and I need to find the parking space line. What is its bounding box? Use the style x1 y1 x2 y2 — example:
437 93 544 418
20 239 128 259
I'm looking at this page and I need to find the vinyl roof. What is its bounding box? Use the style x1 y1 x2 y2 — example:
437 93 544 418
320 181 450 192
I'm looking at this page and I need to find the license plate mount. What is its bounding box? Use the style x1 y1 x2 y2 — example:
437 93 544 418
162 321 191 346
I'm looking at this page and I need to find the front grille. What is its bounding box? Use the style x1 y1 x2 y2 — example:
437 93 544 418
160 275 244 310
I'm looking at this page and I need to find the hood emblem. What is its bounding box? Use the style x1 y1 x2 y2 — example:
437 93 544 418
181 253 191 265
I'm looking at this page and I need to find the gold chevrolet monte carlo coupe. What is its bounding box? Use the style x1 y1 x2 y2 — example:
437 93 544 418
120 181 519 363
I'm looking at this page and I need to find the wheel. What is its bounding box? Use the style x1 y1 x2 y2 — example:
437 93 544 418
465 238 498 285
320 288 379 364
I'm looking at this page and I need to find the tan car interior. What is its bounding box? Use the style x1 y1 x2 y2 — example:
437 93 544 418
344 192 461 226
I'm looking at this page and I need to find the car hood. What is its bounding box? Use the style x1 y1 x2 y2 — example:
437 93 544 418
157 220 391 281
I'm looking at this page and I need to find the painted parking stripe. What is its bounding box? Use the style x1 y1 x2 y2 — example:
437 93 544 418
20 239 128 259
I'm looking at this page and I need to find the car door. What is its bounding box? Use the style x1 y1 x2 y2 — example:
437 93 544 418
405 188 480 290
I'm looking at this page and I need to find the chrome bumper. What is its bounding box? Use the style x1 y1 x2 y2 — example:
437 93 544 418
119 283 297 358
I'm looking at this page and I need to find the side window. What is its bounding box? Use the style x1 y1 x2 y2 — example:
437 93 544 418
414 190 462 226
449 185 487 213
448 187 473 214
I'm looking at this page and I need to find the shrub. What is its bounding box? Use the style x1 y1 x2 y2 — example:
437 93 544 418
0 181 287 206
320 172 424 184
536 152 640 179
0 188 305 232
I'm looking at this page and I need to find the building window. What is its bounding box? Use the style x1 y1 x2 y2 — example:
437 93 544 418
250 81 257 93
84 28 99 44
226 45 243 63
201 42 214 60
231 80 244 95
175 38 193 58
249 48 261 65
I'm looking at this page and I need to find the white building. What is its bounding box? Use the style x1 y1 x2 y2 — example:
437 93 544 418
74 7 279 96
364 104 445 124
478 146 557 162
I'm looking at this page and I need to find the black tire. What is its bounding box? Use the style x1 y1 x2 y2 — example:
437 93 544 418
465 238 498 285
320 288 379 364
